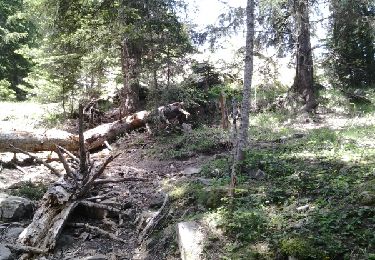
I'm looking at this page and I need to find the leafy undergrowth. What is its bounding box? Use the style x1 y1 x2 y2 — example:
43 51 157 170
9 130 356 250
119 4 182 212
161 112 375 259
9 181 48 200
149 126 232 160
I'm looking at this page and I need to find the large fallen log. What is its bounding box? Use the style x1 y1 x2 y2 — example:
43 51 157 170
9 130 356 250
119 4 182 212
0 102 189 153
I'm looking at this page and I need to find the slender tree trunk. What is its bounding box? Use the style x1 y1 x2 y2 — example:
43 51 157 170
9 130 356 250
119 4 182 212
230 0 255 196
167 47 171 88
293 0 316 112
120 39 140 115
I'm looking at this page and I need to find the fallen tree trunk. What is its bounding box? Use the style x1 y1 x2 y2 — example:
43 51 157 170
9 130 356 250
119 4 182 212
0 102 189 153
12 105 146 256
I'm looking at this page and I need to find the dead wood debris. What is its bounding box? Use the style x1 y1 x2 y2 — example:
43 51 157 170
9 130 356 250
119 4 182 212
137 193 170 244
6 104 138 258
9 144 61 176
69 222 127 243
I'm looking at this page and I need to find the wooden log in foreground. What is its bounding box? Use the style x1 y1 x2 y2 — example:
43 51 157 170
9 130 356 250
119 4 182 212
0 102 189 153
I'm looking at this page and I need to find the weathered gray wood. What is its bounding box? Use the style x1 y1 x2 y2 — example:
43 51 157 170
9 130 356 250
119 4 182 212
0 102 189 153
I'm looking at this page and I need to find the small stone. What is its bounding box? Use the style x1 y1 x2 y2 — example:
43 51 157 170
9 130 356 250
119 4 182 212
177 222 205 260
149 194 165 209
359 191 375 206
196 178 212 186
170 164 175 169
248 169 266 180
0 244 11 260
279 136 288 143
296 205 309 212
182 167 201 176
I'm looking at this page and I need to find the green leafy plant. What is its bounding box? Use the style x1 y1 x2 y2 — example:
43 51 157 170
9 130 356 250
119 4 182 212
10 181 48 200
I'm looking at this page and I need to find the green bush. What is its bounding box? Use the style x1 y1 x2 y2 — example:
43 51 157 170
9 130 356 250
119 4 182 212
281 237 319 259
218 206 267 242
153 126 231 160
10 181 48 200
0 80 16 101
201 156 232 178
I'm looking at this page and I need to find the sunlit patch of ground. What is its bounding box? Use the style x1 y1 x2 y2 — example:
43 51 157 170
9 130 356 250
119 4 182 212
0 101 60 131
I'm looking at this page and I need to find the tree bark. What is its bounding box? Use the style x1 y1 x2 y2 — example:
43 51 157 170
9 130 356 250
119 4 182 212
230 0 255 196
293 0 316 112
0 102 189 153
120 39 142 115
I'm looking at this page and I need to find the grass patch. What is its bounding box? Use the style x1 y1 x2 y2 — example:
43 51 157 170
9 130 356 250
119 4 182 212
10 181 48 200
168 119 375 259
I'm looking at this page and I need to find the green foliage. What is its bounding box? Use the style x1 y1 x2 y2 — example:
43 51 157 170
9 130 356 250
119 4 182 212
10 181 47 200
166 112 375 259
169 181 227 210
201 156 231 178
147 85 206 110
325 0 375 88
0 80 16 101
0 0 36 99
217 205 267 243
150 126 231 160
281 238 319 259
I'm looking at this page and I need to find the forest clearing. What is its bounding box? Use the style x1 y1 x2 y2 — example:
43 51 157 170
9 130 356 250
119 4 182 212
0 0 374 259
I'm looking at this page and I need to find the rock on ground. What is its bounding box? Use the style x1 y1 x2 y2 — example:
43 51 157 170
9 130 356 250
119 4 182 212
0 193 35 221
181 167 202 176
177 221 206 260
0 244 11 260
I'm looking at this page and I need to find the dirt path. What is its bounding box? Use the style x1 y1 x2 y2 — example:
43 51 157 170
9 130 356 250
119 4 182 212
0 129 209 259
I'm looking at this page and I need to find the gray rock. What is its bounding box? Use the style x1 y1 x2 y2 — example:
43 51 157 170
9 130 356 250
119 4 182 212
196 178 212 186
0 193 35 221
296 205 309 212
5 227 24 241
182 167 202 176
177 221 205 260
359 191 375 206
248 169 267 180
149 194 165 209
0 244 11 260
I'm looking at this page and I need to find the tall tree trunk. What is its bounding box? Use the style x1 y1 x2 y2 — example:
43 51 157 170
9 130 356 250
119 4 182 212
230 0 255 196
293 0 316 112
120 39 141 115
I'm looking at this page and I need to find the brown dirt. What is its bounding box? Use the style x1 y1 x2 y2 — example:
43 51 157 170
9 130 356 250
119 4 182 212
0 130 210 260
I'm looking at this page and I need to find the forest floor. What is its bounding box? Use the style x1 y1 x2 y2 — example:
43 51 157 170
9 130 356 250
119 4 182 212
0 100 374 259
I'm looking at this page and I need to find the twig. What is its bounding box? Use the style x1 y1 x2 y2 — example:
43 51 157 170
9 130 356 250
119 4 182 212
57 145 79 163
79 200 125 215
93 177 147 185
86 191 120 201
55 145 74 179
10 162 28 175
138 193 170 243
104 141 112 151
9 144 61 177
69 223 126 243
78 153 121 197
